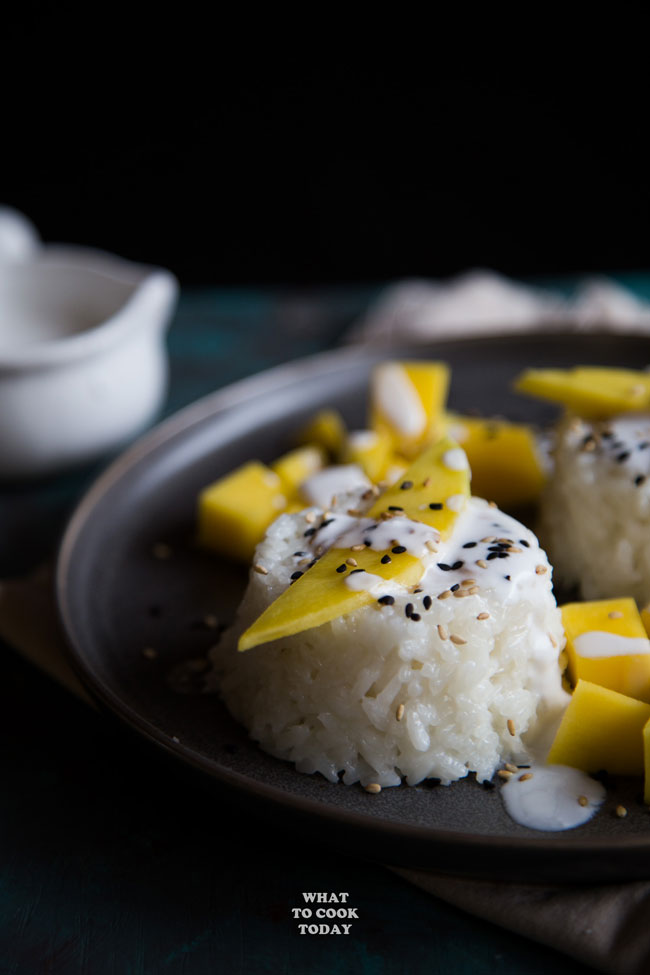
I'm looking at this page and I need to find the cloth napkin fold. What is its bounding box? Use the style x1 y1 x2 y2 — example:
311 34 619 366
5 271 650 975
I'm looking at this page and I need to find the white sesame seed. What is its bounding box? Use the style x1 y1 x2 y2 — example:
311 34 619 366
477 612 490 620
254 563 269 575
437 623 449 640
449 634 467 645
616 805 628 818
535 565 547 575
608 610 624 619
365 783 382 794
396 704 405 721
507 718 516 737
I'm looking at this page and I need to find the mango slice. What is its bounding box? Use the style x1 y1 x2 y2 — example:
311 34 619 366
445 413 546 507
296 409 346 458
198 461 286 563
561 598 650 703
341 429 393 483
370 361 450 456
514 367 650 419
271 446 326 497
547 679 650 775
368 436 470 539
238 545 423 651
238 437 470 651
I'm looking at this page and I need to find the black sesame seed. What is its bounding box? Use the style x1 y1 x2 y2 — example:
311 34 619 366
366 523 379 531
308 559 318 568
486 552 499 560
400 480 414 490
410 613 421 622
636 475 646 486
519 539 530 547
504 574 511 581
392 545 407 554
336 564 347 573
601 431 613 439
462 541 477 549
482 780 496 791
497 552 509 559
388 505 404 511
293 551 306 557
321 518 335 528
349 568 364 574
364 539 372 547
429 502 443 510
413 588 423 593
381 555 392 564
290 570 303 581
423 595 432 610
405 603 414 618
582 434 596 447
378 595 395 605
304 527 316 537
451 560 463 570
437 563 452 571
450 583 460 592
617 452 630 463
639 442 650 450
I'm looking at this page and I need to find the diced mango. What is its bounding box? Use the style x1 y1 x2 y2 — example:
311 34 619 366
547 679 650 775
198 461 287 563
370 361 450 456
341 429 394 483
271 446 326 497
514 367 650 419
296 409 346 458
238 436 470 651
640 602 650 638
561 598 650 703
444 413 546 507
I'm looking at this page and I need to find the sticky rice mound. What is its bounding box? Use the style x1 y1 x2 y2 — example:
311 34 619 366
539 413 650 604
212 490 566 788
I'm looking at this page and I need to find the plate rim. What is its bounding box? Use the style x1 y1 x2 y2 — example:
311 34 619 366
55 332 650 875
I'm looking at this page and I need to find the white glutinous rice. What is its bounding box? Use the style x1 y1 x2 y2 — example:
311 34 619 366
211 489 567 788
538 413 650 604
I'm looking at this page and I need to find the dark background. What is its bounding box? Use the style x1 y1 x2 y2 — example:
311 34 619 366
4 60 649 286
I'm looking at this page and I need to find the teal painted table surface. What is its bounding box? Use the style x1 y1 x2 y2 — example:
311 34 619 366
0 285 608 975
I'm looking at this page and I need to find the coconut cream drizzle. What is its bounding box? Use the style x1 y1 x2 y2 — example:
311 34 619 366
573 631 650 658
371 363 427 437
500 765 606 831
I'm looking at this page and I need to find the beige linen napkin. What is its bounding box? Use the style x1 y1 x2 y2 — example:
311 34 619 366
1 568 649 975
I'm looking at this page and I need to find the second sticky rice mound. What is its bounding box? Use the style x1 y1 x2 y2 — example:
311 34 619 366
212 491 567 788
539 413 650 605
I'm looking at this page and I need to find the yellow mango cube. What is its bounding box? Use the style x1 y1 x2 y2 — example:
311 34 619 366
547 679 650 775
296 409 346 458
271 446 326 497
561 598 650 703
444 413 546 507
198 461 287 563
370 360 450 456
341 429 393 483
514 367 650 419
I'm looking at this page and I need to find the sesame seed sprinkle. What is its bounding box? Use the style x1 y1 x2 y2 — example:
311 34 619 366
476 559 488 569
377 595 395 606
396 704 405 721
518 773 533 782
578 795 589 807
423 595 432 610
615 805 628 818
438 590 452 600
497 769 513 779
477 612 490 620
449 634 466 645
437 623 449 640
365 783 382 794
535 565 547 575
351 543 365 551
608 610 624 619
336 564 347 573
507 719 516 736
254 563 268 575
400 480 414 490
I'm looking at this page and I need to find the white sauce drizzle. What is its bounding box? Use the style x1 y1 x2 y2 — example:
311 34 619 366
445 493 466 512
326 516 440 559
501 765 606 831
343 570 388 593
372 363 426 437
300 465 370 508
573 631 650 658
442 447 469 472
347 430 379 449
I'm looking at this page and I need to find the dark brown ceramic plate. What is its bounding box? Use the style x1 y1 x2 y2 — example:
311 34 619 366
57 332 650 882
